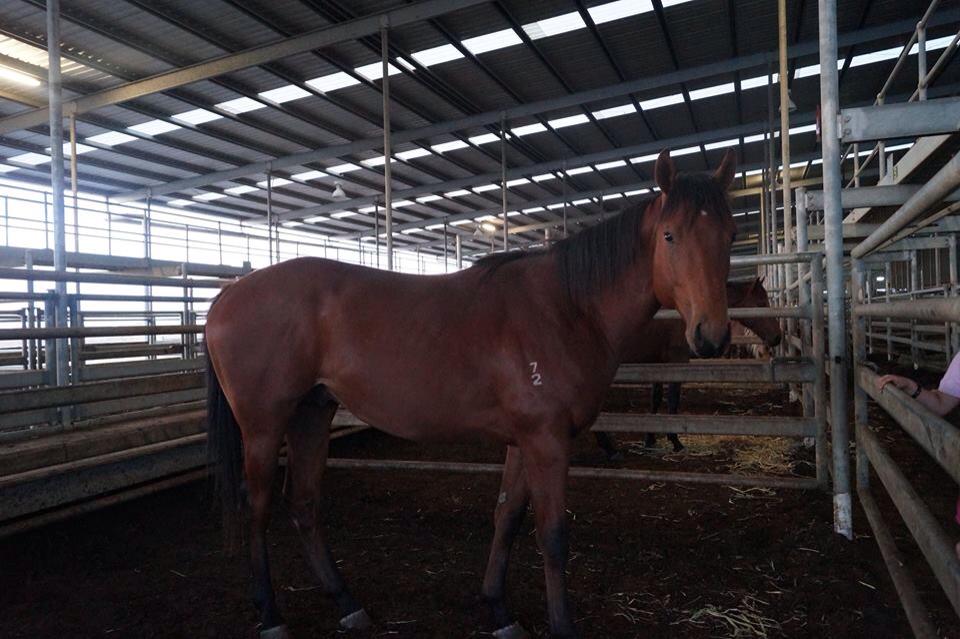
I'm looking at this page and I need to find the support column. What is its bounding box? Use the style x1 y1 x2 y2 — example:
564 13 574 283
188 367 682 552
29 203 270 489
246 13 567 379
778 0 796 355
381 21 394 271
851 259 869 490
46 0 68 389
819 0 853 539
455 234 462 269
500 114 508 251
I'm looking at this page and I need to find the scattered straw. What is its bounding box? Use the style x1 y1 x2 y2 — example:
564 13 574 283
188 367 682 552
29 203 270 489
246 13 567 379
678 594 781 638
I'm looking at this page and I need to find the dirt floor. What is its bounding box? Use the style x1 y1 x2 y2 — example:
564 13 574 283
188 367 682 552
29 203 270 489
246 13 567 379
1 376 958 638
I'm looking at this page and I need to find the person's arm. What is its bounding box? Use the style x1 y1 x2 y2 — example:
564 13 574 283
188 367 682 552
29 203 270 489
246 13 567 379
877 374 960 416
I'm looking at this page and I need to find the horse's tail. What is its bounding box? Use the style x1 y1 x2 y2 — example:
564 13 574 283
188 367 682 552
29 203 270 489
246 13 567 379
206 346 244 544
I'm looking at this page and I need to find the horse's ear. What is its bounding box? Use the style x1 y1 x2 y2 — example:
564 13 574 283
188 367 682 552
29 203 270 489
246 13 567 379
713 149 737 190
655 149 675 194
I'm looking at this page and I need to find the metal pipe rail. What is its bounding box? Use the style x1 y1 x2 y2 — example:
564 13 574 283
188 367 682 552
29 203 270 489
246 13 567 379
0 267 230 289
653 306 810 320
616 359 816 384
0 324 204 340
853 298 960 322
325 457 819 490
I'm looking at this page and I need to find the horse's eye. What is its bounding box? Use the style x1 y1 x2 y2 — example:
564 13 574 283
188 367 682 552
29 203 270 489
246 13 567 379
664 231 673 243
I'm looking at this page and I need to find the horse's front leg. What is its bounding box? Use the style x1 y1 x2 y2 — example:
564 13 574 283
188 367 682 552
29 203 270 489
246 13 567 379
482 445 531 638
522 434 577 639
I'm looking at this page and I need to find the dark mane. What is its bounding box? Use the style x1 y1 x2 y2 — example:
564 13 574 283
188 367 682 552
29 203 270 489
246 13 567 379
469 173 729 305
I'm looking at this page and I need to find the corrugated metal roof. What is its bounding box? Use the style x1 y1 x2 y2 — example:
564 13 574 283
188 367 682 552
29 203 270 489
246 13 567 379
0 0 952 254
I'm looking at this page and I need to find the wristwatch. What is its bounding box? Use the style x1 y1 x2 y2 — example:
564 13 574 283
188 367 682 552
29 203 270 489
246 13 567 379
910 384 923 399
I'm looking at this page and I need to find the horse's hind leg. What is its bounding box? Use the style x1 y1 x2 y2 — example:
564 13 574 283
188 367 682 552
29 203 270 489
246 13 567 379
284 389 371 631
645 382 664 448
482 445 531 638
241 425 288 638
593 432 623 461
666 382 684 451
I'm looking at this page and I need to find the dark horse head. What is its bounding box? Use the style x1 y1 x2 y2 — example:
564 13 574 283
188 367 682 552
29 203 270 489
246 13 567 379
729 276 782 352
650 149 738 357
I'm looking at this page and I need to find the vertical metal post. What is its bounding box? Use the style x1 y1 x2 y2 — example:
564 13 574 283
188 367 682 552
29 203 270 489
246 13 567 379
47 0 68 391
500 114 508 251
950 236 959 355
43 291 57 388
910 250 919 364
766 64 778 261
819 0 853 539
443 221 448 273
25 252 36 370
266 170 273 265
381 22 394 271
778 0 794 320
853 143 861 188
811 254 828 490
851 259 869 490
885 261 893 360
917 21 928 101
455 234 462 269
69 114 78 256
374 200 380 269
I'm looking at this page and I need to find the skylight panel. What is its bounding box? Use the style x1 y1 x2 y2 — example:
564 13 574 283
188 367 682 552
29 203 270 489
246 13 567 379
661 0 696 7
328 163 360 174
451 219 473 226
361 156 397 167
629 153 659 164
292 170 327 181
396 57 417 72
639 93 685 110
393 200 413 208
625 189 650 196
572 198 591 206
566 166 592 176
743 133 765 143
506 178 529 187
469 133 500 145
86 131 137 146
194 192 226 201
258 85 311 104
588 0 653 25
359 206 377 213
49 142 95 157
532 173 555 182
224 184 259 195
595 160 627 170
256 178 293 188
513 122 547 136
547 203 564 210
673 146 699 156
462 28 522 55
740 73 780 89
411 44 464 67
522 206 545 213
8 152 49 165
602 193 623 200
445 189 470 197
306 72 361 93
172 108 221 125
431 140 469 153
354 62 402 82
523 12 586 40
689 83 735 100
128 119 181 136
425 223 446 230
473 184 499 192
0 164 17 173
548 113 590 129
416 194 442 203
592 103 636 120
168 199 192 207
397 148 432 160
705 138 738 150
305 215 328 223
331 211 356 218
217 97 264 114
0 66 40 87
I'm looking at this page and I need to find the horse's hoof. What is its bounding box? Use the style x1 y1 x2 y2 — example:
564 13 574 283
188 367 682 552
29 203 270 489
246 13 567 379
340 608 373 630
260 625 291 639
493 622 530 639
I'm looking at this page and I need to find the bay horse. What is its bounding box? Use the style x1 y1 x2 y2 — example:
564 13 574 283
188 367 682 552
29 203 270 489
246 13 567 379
205 149 738 639
595 277 781 458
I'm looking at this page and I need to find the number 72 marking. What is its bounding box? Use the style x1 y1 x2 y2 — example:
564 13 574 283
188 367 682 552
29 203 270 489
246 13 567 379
529 361 543 386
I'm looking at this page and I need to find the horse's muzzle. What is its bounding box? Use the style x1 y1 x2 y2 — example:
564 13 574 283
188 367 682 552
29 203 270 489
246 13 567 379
693 322 731 358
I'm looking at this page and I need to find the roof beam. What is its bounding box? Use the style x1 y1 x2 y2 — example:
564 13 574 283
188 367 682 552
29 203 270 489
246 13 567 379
0 0 489 136
106 10 959 203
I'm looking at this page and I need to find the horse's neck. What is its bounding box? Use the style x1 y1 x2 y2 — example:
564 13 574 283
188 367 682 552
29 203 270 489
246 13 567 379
587 217 661 361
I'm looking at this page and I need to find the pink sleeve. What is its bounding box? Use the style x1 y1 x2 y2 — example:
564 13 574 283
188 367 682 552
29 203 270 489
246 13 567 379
939 353 960 398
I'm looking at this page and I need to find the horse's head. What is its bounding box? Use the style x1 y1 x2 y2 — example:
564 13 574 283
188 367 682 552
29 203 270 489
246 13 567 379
729 277 782 352
651 149 737 358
